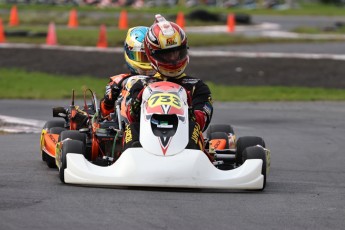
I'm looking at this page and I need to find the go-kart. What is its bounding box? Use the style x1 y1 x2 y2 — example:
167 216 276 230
55 81 271 190
40 89 121 168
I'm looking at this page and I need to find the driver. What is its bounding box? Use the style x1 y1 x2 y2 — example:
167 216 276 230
100 26 156 119
124 15 213 150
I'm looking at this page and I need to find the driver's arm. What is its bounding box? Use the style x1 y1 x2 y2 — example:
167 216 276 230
191 80 213 132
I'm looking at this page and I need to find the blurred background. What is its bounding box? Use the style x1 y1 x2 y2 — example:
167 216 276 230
1 0 345 100
0 0 344 9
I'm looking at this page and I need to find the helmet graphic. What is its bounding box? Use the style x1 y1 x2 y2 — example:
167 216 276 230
144 14 189 78
124 26 156 76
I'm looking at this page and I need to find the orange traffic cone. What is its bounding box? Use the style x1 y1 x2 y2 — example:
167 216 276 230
46 22 57 46
0 18 6 43
176 12 185 29
227 14 235 33
9 5 19 27
68 9 78 28
97 24 107 48
118 10 128 30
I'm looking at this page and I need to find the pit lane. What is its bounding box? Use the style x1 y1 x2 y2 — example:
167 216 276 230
0 99 344 229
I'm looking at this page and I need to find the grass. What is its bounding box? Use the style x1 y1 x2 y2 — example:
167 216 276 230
1 2 345 47
0 68 107 99
4 25 342 47
1 2 345 16
207 82 345 101
1 68 345 101
293 26 345 34
4 26 130 46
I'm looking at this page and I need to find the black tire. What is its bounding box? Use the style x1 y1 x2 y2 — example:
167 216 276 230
58 130 86 146
49 127 66 135
43 120 65 129
41 152 46 162
236 136 265 165
243 146 267 190
45 154 57 169
207 124 234 138
209 132 229 149
59 140 85 183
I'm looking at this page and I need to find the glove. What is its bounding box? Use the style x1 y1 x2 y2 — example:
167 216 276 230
126 79 147 122
129 97 141 121
105 84 120 102
127 87 145 122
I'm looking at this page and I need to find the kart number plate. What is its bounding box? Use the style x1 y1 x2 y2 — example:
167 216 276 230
148 93 181 109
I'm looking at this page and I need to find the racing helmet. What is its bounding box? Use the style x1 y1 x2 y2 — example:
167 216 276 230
144 14 189 78
124 26 156 76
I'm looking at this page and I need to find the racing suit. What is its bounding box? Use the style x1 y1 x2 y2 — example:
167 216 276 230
100 73 133 118
124 73 213 150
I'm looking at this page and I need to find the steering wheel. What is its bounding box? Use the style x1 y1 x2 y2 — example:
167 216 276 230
83 88 99 116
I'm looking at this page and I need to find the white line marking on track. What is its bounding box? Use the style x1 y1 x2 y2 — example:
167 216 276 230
0 115 45 133
189 50 345 60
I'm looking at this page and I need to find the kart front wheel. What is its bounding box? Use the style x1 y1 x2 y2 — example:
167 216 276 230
236 136 265 166
243 146 267 190
59 140 85 183
206 124 235 138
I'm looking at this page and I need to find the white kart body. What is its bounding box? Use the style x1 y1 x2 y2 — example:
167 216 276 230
63 82 265 189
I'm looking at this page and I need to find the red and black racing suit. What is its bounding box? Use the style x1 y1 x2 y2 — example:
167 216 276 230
124 73 213 150
100 73 133 118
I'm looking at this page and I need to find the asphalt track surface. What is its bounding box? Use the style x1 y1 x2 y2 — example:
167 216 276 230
1 43 345 229
1 99 345 230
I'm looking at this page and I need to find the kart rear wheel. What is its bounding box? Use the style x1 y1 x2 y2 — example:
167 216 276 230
43 120 65 129
236 136 265 165
45 155 57 168
207 124 234 138
243 146 267 190
59 140 85 183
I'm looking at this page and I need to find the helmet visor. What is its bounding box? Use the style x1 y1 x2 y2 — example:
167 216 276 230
125 48 149 63
152 45 188 64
